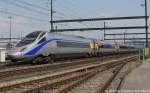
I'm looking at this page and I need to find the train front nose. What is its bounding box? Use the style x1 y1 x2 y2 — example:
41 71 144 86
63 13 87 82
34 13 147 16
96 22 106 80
8 48 23 61
8 52 22 59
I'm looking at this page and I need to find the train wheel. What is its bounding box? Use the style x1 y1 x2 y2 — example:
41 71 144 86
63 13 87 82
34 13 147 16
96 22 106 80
32 56 43 64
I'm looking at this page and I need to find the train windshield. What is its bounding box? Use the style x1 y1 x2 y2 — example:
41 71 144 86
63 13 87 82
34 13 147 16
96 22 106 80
16 32 41 47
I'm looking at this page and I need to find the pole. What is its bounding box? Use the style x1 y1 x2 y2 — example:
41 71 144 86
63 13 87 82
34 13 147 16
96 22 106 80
143 49 145 61
124 32 125 44
139 50 141 63
145 0 148 47
55 26 57 33
20 31 22 40
50 0 54 32
8 16 12 48
104 22 106 40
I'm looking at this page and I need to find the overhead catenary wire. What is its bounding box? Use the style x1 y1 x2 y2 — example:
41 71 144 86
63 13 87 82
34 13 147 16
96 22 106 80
46 0 79 29
60 0 105 28
15 0 50 11
0 20 49 25
45 0 74 27
55 0 84 19
0 7 50 22
0 20 49 29
54 1 80 18
55 0 92 28
61 0 102 16
55 0 105 28
0 0 49 16
0 10 49 22
46 0 90 30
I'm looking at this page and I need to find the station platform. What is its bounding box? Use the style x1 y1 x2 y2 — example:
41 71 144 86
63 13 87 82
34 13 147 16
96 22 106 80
121 58 150 92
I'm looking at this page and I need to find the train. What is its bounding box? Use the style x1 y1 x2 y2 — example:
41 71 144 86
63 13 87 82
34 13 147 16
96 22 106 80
8 31 138 63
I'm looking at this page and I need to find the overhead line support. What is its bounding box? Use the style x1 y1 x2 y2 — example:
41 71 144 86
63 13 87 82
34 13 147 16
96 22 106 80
52 16 149 23
51 26 148 32
105 33 150 35
50 0 54 32
8 16 12 48
105 38 150 40
145 0 148 47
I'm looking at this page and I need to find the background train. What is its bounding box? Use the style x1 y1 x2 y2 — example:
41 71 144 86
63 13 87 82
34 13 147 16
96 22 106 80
8 31 138 63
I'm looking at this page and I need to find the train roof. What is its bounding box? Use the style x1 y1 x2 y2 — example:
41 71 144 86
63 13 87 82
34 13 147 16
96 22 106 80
33 31 137 48
47 32 100 41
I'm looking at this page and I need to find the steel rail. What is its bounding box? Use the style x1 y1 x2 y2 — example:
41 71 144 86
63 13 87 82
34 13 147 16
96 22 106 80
95 63 127 93
56 61 127 93
22 56 136 93
56 57 137 93
22 58 130 93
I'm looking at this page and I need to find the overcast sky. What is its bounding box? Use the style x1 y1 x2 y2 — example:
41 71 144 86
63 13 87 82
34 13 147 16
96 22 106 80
0 0 149 41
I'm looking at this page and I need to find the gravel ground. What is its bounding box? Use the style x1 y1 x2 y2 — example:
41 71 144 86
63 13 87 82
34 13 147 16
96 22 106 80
68 70 114 93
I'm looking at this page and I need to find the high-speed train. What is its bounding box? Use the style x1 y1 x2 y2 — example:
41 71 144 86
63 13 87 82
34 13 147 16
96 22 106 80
8 31 137 63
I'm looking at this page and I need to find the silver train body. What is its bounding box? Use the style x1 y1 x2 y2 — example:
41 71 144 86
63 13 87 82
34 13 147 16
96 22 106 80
8 31 137 63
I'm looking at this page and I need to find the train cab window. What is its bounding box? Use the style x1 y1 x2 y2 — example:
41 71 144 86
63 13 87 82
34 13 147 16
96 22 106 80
38 37 46 44
38 32 46 39
16 31 44 47
26 31 41 38
16 38 36 47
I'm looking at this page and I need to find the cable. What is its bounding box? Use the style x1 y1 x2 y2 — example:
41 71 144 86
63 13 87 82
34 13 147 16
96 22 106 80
0 10 49 22
0 0 49 16
0 20 49 25
54 16 67 19
55 0 91 28
15 0 49 11
0 7 50 21
0 20 49 33
61 0 101 16
55 11 71 19
46 0 74 19
0 21 49 32
55 0 83 19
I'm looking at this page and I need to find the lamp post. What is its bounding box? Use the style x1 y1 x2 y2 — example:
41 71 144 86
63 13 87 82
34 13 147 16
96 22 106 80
124 31 126 44
8 16 12 48
104 21 106 40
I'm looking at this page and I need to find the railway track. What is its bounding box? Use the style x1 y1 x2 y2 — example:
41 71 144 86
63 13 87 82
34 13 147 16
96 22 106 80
0 53 132 69
69 57 138 93
0 53 134 82
0 61 32 70
0 55 138 93
0 54 122 70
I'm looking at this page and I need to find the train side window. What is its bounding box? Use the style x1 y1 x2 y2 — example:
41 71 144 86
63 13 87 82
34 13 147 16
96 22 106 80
101 44 112 48
57 41 89 48
38 37 46 44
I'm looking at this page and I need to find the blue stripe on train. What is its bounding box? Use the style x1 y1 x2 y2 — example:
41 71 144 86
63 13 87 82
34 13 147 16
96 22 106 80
24 39 59 56
24 38 90 56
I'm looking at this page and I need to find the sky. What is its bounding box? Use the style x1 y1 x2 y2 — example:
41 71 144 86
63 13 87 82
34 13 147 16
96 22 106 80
0 0 150 42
